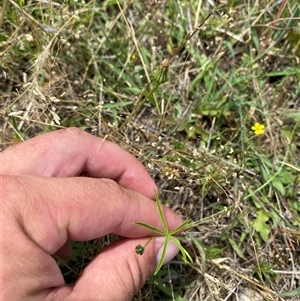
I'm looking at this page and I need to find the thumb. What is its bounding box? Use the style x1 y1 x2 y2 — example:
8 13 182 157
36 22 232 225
66 237 179 301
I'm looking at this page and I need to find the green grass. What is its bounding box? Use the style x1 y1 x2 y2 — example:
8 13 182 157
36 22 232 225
1 0 300 300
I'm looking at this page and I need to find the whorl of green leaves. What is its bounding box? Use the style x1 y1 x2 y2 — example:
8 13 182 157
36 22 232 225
134 191 192 275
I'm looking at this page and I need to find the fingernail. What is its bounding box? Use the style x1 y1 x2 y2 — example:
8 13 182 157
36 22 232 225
154 237 179 266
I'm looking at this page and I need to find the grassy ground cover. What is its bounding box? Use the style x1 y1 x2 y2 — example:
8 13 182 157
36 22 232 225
1 0 300 300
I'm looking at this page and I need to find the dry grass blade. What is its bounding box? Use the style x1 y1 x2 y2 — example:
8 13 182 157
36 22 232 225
0 0 9 28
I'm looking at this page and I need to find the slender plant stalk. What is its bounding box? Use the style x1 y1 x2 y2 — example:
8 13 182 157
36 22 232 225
118 80 161 130
118 13 212 130
0 0 9 28
132 13 216 274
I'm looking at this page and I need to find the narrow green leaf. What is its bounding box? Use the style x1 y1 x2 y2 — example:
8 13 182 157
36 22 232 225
154 190 169 233
169 237 186 261
188 235 206 272
134 222 165 235
279 287 300 297
169 219 191 235
183 247 193 264
154 237 169 275
271 180 285 196
170 236 193 264
180 247 193 264
176 251 193 265
228 238 245 259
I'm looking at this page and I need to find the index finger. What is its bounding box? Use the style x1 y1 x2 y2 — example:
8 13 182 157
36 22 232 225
1 128 157 199
3 175 183 255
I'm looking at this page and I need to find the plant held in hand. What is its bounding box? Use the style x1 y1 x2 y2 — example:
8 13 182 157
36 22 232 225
134 191 193 275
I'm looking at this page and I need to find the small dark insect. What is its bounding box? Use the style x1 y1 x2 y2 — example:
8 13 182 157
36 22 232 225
135 244 145 255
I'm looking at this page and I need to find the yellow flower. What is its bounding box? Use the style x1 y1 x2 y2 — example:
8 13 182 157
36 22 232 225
251 123 265 135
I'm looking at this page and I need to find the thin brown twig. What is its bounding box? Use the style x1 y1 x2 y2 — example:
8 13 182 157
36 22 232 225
0 0 9 28
168 12 213 63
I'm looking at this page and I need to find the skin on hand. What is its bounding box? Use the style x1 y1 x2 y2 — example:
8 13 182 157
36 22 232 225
1 128 183 301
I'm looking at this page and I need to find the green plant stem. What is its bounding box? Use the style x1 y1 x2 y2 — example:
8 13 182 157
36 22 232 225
118 13 213 131
118 80 161 130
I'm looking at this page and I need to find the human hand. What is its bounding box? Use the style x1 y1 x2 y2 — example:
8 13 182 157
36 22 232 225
1 128 183 301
